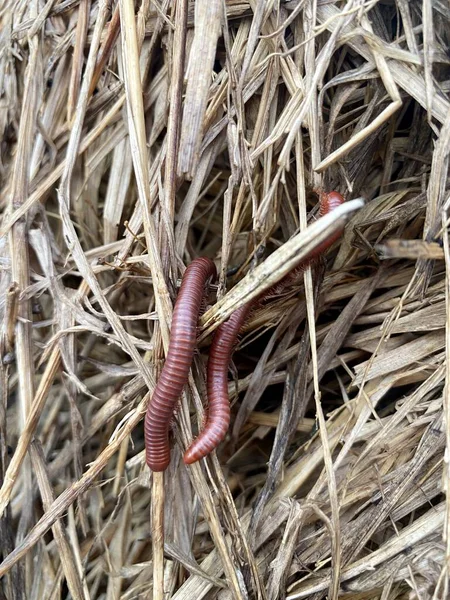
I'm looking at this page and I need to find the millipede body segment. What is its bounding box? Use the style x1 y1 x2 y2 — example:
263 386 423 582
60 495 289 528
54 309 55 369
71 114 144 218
183 192 345 465
183 304 251 465
144 257 216 472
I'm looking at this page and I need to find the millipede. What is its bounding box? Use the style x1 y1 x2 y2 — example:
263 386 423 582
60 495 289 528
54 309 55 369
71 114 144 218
183 191 346 465
144 257 217 472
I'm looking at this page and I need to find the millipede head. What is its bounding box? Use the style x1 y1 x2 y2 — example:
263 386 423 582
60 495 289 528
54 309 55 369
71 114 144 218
319 190 345 216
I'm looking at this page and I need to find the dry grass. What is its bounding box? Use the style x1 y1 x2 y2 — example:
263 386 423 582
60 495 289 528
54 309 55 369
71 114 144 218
0 0 449 599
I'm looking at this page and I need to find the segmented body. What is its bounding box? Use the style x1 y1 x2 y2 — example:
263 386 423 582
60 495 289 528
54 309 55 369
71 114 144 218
183 192 345 465
144 257 216 471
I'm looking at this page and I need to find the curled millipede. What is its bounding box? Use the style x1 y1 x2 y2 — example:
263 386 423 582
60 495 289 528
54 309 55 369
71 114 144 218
183 191 345 465
144 257 216 472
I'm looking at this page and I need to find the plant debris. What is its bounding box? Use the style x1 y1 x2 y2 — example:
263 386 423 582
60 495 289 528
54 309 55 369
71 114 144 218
0 1 449 599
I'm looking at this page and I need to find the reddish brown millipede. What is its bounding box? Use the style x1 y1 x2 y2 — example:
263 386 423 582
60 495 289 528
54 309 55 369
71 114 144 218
144 257 217 472
183 192 346 465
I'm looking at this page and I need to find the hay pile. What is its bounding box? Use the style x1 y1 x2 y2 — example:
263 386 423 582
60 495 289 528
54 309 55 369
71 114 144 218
0 0 449 598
